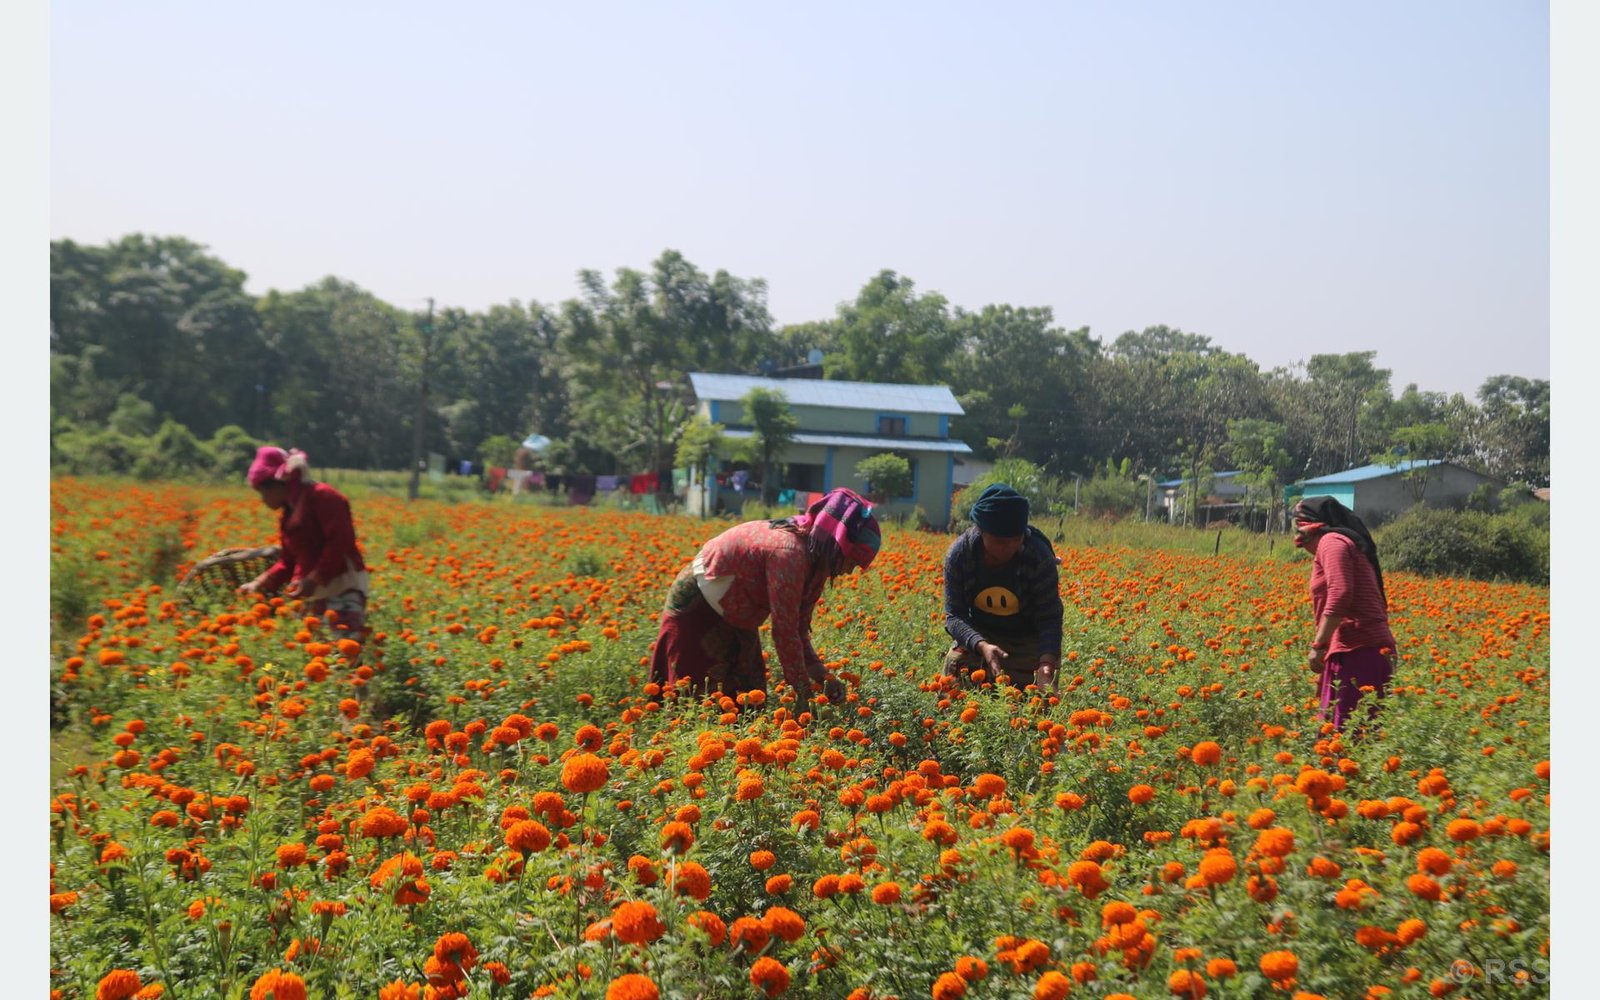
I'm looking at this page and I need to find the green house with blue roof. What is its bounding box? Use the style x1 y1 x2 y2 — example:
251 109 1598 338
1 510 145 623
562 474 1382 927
686 372 974 521
1287 460 1497 525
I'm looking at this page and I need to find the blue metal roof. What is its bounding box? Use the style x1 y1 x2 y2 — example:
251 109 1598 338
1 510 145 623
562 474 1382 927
1297 460 1443 486
722 429 973 454
688 372 964 415
1157 471 1244 489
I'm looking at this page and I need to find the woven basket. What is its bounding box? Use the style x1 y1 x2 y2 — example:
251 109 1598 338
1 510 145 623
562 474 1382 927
178 545 282 604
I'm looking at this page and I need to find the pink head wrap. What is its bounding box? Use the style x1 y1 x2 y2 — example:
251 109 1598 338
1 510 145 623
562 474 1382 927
792 487 882 570
247 446 308 488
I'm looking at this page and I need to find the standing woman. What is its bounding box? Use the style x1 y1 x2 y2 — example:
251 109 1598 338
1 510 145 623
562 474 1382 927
1292 495 1395 733
239 447 371 637
650 487 881 713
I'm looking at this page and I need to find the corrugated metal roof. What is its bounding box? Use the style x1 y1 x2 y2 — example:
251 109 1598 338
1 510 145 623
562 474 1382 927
1298 460 1443 486
1157 471 1244 489
722 429 973 454
688 372 964 415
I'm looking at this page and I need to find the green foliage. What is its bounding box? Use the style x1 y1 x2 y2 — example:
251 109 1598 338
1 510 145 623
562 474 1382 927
50 234 1548 497
1376 506 1548 584
950 458 1062 524
476 433 520 469
1076 469 1145 520
854 453 913 504
207 424 260 482
738 387 798 504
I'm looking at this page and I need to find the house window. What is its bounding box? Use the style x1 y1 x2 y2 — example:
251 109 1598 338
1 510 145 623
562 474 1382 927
877 414 908 436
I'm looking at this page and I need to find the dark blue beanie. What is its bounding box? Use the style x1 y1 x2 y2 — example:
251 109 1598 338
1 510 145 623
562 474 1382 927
971 483 1029 536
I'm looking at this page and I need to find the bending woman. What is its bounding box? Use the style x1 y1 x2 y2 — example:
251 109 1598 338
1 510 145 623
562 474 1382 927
1292 495 1395 733
239 447 370 636
650 487 881 713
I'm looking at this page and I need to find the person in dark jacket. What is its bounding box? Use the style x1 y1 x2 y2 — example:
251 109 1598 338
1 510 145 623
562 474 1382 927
239 446 370 636
943 483 1064 691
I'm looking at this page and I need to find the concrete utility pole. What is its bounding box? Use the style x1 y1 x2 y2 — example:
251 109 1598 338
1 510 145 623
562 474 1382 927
408 298 434 501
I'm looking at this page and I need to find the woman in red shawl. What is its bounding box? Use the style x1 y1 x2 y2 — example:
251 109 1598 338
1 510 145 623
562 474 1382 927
1292 495 1395 734
239 447 370 636
650 487 882 714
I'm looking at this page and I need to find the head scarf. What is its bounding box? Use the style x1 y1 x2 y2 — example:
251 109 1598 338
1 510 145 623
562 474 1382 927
248 446 309 488
1293 495 1385 597
790 487 881 571
971 483 1029 536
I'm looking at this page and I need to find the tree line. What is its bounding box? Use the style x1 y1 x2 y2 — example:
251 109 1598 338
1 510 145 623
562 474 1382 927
50 235 1549 502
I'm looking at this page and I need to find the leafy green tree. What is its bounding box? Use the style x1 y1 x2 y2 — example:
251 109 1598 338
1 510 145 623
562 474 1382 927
1473 376 1549 485
855 453 913 505
950 305 1098 469
1371 422 1461 503
737 388 798 505
108 394 159 437
1227 418 1294 530
1107 325 1218 362
825 271 958 384
675 416 727 516
477 434 521 470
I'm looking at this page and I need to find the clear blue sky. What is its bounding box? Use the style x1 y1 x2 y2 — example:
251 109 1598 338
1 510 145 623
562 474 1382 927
50 1 1549 399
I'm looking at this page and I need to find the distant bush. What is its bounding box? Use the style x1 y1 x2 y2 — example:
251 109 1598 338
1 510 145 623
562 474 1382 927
1376 506 1548 585
951 458 1066 525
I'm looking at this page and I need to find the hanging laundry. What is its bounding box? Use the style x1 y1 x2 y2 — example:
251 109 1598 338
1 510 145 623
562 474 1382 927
544 474 561 493
528 471 546 487
777 489 797 507
596 475 621 492
568 474 597 506
488 467 508 492
731 470 750 493
507 469 531 492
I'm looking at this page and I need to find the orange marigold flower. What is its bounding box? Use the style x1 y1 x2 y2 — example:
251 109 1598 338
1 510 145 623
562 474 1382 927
249 969 307 1000
96 970 143 1000
1191 741 1222 766
1258 950 1299 982
359 806 408 839
561 753 610 794
762 905 806 943
688 909 727 946
1406 874 1443 901
1206 958 1237 979
1128 784 1155 805
749 956 791 997
612 900 665 945
766 873 794 895
1034 970 1072 1000
1167 968 1207 998
505 819 552 854
955 956 989 982
730 916 771 955
671 861 712 901
1198 853 1238 886
933 972 968 1000
660 821 695 854
1445 819 1480 842
1067 860 1109 898
433 932 479 972
871 882 902 905
1397 919 1428 945
972 773 1007 798
750 849 777 871
605 973 660 1000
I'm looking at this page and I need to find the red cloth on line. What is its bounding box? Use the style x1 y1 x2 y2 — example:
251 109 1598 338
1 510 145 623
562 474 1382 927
258 480 367 595
1309 532 1396 655
488 467 507 492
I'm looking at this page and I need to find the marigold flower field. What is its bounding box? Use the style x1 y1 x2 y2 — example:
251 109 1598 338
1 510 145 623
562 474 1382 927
48 480 1550 999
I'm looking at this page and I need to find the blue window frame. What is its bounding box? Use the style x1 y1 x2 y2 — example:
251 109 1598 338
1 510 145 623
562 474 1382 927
876 412 910 436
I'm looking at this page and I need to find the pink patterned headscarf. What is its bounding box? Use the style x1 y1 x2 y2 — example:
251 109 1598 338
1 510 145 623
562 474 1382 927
792 487 881 570
247 446 308 488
